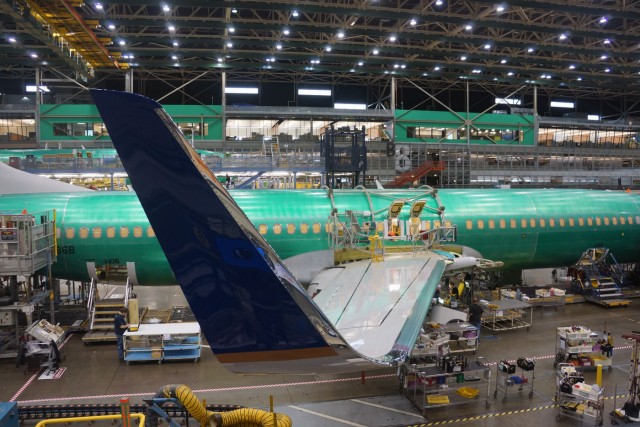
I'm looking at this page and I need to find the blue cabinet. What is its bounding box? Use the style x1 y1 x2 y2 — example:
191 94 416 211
124 323 201 364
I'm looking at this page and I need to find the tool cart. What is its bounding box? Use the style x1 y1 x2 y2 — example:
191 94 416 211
554 326 612 370
556 375 604 426
493 357 535 402
399 356 491 416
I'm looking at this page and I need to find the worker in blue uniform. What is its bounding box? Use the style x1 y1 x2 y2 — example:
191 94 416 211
114 307 130 362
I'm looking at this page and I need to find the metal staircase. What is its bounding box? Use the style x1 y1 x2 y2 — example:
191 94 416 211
82 278 133 343
569 248 631 307
386 160 446 188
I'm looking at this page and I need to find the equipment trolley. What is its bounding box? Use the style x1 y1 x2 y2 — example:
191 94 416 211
554 326 612 370
556 378 604 426
494 357 535 402
481 299 533 332
400 357 491 416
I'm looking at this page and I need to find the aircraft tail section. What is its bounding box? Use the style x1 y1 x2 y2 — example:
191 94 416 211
90 89 377 373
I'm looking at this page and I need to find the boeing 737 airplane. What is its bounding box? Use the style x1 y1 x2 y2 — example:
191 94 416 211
1 91 640 374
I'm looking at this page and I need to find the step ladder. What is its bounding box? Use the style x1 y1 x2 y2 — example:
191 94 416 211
82 278 133 343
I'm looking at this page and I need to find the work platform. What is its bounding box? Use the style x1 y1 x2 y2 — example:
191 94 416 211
1 285 639 427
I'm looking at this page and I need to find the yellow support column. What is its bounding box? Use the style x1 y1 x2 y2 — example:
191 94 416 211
369 235 384 262
596 365 602 387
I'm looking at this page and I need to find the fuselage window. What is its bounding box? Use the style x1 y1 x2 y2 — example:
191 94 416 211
424 220 432 230
56 227 61 239
444 220 452 228
65 227 75 239
612 217 618 225
133 226 143 238
559 218 566 227
549 218 555 227
568 218 575 227
510 219 516 228
466 220 473 230
258 224 267 235
488 219 495 229
120 227 130 238
273 224 282 235
106 227 115 238
529 219 536 228
596 217 602 226
146 226 155 238
79 227 89 239
520 219 527 228
620 217 626 225
628 216 633 224
499 219 506 229
477 220 484 230
636 216 640 224
313 223 322 234
300 223 309 234
604 217 610 226
92 227 102 239
578 218 584 226
434 220 441 228
539 218 546 227
587 218 593 226
376 222 384 233
287 224 296 234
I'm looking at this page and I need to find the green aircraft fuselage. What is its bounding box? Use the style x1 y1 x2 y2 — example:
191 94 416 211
1 188 639 285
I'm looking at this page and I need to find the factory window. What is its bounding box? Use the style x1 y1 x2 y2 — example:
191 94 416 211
106 227 115 238
120 227 130 238
300 223 309 234
596 217 601 226
499 219 506 229
549 218 555 227
604 217 610 226
92 227 102 239
287 224 296 234
510 219 516 228
146 226 155 238
133 226 143 238
520 219 527 228
559 218 565 227
539 219 546 227
620 217 626 225
488 219 495 229
79 227 89 239
313 223 322 234
578 218 584 226
477 220 484 229
65 228 75 239
587 218 593 226
612 217 618 225
258 224 267 235
466 220 473 230
273 224 282 235
568 218 575 227
529 219 536 228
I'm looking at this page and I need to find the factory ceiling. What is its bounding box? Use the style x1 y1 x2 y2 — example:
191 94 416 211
0 0 639 103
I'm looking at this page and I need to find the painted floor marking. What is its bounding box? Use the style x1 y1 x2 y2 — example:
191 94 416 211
289 405 368 427
350 398 425 418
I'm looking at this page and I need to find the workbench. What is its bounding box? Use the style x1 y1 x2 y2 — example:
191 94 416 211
480 299 533 332
123 322 201 364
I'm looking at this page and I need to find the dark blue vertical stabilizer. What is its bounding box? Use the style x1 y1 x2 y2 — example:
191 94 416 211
90 89 369 374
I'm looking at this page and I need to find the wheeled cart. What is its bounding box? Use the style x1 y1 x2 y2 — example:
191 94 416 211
124 322 201 364
493 358 535 402
554 326 612 371
556 380 604 426
400 357 491 416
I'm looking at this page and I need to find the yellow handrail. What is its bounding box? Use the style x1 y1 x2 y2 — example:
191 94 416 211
35 413 145 427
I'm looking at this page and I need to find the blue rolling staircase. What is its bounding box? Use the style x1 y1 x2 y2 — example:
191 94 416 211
570 248 631 307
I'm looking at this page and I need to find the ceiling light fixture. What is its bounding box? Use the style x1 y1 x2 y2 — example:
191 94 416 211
389 35 397 42
168 25 176 32
292 10 299 17
107 23 115 30
500 59 507 64
337 31 344 38
410 19 417 26
465 24 473 31
372 48 379 55
162 4 170 12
